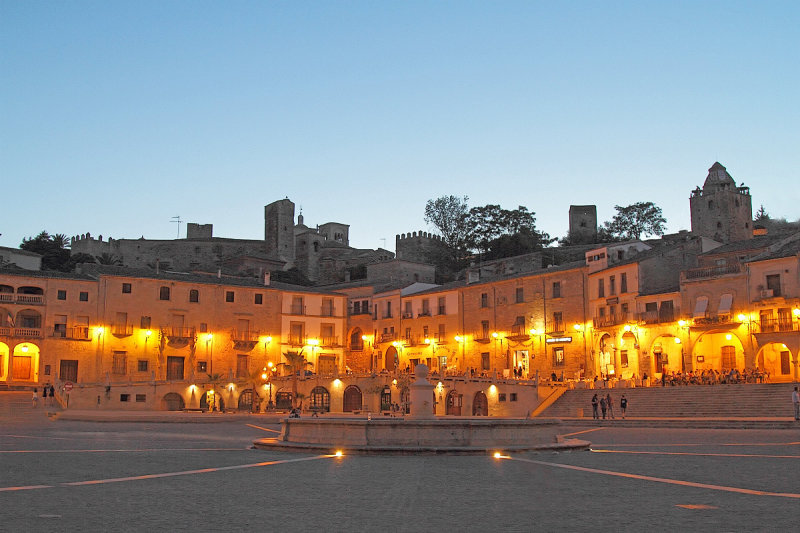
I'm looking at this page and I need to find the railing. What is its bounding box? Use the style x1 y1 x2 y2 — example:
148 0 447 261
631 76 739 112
402 336 420 346
508 324 530 338
593 313 629 328
13 327 42 338
418 310 431 317
168 327 195 338
232 330 261 342
0 326 9 336
637 310 676 324
693 314 734 326
437 307 447 315
288 335 307 346
320 336 339 347
348 309 371 316
758 319 798 333
16 294 45 305
320 307 335 317
290 305 305 315
0 293 13 303
474 332 491 343
402 312 414 319
382 313 393 319
683 263 741 280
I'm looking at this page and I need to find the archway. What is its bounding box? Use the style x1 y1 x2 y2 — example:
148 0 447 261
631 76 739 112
597 333 613 378
0 342 9 381
692 331 745 372
161 392 185 411
619 331 639 379
11 342 39 382
446 389 462 416
650 335 683 377
342 385 362 412
238 388 260 412
310 386 330 412
472 391 488 416
384 345 398 372
757 343 793 382
349 328 364 351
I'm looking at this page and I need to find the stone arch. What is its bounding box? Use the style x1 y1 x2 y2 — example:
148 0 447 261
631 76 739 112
0 341 9 381
11 342 39 382
342 385 362 412
275 387 293 410
310 386 330 412
349 327 364 351
446 389 462 416
649 335 683 377
692 330 745 372
237 388 260 412
472 391 488 416
596 333 613 378
756 342 794 382
161 392 185 411
384 345 398 372
619 331 640 379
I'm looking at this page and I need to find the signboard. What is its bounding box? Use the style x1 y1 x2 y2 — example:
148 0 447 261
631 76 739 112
546 336 573 344
64 382 73 392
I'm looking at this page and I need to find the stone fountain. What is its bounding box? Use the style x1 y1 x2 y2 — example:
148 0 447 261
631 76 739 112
253 364 589 454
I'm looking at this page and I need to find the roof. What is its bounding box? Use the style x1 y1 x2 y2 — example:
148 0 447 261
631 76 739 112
0 266 94 281
703 161 736 189
746 232 800 262
699 234 782 256
0 246 42 258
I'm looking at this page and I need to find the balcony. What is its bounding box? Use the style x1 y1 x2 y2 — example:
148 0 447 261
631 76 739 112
288 335 307 346
0 327 42 338
112 324 134 337
320 336 339 347
418 310 431 318
593 313 629 328
290 305 306 316
17 294 45 305
51 326 91 340
757 319 798 333
682 263 741 281
0 293 13 303
637 310 676 325
474 332 491 343
320 306 335 317
232 330 260 351
348 309 371 316
402 335 420 347
166 326 195 348
692 314 734 326
507 324 530 341
402 312 414 319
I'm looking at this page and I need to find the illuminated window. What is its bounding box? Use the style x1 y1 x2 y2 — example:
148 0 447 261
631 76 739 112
552 347 565 367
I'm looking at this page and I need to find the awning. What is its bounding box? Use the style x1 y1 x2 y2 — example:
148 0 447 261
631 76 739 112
717 293 733 315
693 296 709 318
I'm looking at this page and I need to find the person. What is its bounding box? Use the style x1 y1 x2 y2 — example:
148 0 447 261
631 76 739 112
606 392 615 420
32 388 38 408
793 387 800 421
599 395 607 419
42 385 48 407
49 384 55 406
551 371 558 383
591 393 599 419
620 394 628 419
518 365 523 379
643 372 648 387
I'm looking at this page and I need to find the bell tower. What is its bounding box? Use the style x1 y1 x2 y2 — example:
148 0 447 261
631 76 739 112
689 162 753 243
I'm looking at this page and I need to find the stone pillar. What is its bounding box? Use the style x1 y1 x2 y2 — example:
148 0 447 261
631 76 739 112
407 363 436 419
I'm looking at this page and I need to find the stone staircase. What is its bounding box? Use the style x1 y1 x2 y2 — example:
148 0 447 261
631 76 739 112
540 383 799 425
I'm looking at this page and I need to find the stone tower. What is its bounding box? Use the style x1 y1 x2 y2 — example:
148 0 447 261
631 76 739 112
264 198 296 262
689 162 753 244
568 205 597 243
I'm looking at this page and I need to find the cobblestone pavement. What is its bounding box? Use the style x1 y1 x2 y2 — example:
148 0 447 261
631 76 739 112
2 392 799 531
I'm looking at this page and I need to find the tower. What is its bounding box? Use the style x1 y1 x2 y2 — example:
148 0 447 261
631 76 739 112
689 162 753 244
264 198 296 262
568 205 597 243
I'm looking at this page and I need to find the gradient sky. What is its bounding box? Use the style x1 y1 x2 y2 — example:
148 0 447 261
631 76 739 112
2 1 798 253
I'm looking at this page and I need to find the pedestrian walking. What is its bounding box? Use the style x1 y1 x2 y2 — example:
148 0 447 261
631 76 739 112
793 387 800 421
620 394 628 419
599 395 607 419
591 394 599 419
606 393 615 419
32 389 38 408
49 384 55 405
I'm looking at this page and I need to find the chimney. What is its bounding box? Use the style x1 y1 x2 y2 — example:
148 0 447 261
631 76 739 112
264 271 271 286
217 269 221 279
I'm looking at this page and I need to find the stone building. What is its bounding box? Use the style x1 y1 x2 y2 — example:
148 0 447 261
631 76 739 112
690 162 753 243
568 205 598 243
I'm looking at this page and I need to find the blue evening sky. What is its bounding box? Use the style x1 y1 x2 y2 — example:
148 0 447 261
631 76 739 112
2 1 798 252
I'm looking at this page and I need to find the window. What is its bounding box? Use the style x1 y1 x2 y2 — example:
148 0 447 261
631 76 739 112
552 282 561 299
552 347 565 366
140 316 151 329
481 352 490 371
137 360 149 372
79 291 88 302
292 296 304 315
437 297 446 315
197 361 207 373
136 394 146 403
421 299 430 316
112 351 127 375
498 393 507 402
199 322 208 333
552 312 564 333
620 273 627 293
620 350 628 368
598 279 605 298
510 393 518 402
254 293 263 305
122 283 132 294
53 315 67 338
480 293 489 308
621 303 629 317
189 289 199 303
437 323 446 340
765 274 781 297
322 298 334 316
59 360 78 382
423 325 429 338
225 291 235 303
481 320 490 339
236 354 249 378
609 276 616 295
57 290 66 300
515 287 524 303
384 301 392 319
166 356 184 380
159 286 170 301
120 394 130 402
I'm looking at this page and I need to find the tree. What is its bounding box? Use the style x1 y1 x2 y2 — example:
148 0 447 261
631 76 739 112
754 204 770 222
465 204 552 258
602 202 666 240
97 253 123 265
20 231 71 271
424 195 470 250
277 349 311 408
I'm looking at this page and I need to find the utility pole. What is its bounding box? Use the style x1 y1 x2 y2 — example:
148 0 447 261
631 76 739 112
170 216 182 238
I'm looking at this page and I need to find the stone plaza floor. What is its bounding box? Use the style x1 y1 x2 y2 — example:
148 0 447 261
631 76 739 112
1 392 799 531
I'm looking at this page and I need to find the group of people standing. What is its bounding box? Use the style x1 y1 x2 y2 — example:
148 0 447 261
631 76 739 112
32 384 56 407
591 392 627 420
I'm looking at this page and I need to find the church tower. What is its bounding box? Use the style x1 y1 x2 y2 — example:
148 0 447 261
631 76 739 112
264 198 296 262
689 162 753 244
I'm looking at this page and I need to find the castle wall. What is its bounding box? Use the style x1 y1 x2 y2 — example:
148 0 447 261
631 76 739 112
395 231 449 263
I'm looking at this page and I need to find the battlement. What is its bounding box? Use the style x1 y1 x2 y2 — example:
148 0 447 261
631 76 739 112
396 231 443 242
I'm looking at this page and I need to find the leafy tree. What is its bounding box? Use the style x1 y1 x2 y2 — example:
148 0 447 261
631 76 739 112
602 202 666 240
424 195 470 250
20 231 71 271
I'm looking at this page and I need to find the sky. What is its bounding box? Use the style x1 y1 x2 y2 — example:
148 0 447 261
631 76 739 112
2 1 798 253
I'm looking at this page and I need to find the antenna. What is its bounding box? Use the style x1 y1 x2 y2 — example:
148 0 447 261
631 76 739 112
380 238 386 249
170 216 182 238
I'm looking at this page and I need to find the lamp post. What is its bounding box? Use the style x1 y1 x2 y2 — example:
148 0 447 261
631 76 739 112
307 338 319 375
362 334 373 372
491 332 504 375
262 360 275 410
